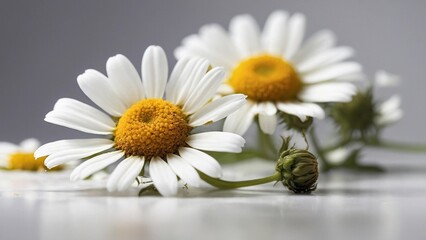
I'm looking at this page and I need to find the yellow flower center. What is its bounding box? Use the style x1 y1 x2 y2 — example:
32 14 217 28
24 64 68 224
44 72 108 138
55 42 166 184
8 153 61 171
229 55 302 102
114 99 191 158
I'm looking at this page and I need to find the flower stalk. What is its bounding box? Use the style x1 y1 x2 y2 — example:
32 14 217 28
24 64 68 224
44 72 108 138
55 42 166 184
200 138 319 193
198 171 281 189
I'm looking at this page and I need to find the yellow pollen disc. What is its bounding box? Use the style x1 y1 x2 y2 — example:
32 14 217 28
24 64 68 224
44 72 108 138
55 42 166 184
114 98 191 158
8 153 62 171
229 55 303 102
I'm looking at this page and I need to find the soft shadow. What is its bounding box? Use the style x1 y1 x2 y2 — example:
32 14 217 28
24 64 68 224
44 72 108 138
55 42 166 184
313 188 384 196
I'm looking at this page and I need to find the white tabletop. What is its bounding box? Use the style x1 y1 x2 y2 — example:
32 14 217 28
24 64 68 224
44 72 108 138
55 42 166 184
1 158 426 240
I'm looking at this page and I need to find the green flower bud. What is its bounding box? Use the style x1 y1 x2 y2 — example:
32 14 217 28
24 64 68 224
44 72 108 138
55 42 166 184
329 89 378 139
276 149 319 193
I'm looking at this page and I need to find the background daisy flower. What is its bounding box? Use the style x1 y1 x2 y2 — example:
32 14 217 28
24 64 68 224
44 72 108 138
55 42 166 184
175 10 361 135
0 138 62 171
35 46 246 196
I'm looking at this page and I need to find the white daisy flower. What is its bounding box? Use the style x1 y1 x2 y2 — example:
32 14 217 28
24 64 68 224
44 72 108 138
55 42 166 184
0 138 63 171
35 46 246 196
175 10 361 135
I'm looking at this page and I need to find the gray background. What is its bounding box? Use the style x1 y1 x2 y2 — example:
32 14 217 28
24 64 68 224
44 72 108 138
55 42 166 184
1 0 425 144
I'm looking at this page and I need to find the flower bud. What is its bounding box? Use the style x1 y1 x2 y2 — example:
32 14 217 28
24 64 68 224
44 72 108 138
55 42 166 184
276 148 319 193
330 89 377 138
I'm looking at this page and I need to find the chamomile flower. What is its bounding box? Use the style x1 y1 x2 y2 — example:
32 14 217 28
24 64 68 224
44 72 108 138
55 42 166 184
35 46 246 196
175 10 361 135
0 138 62 171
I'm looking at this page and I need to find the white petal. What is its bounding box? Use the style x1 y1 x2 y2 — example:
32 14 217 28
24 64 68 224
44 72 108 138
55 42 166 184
223 101 257 136
379 95 401 114
262 10 289 55
283 13 306 60
19 138 40 152
107 158 134 191
174 46 190 59
166 57 191 102
292 30 336 64
375 70 400 87
376 95 403 126
189 94 246 127
176 35 235 69
107 156 145 192
45 151 98 169
277 102 325 120
217 84 234 95
376 110 403 126
325 148 350 164
0 142 18 154
302 62 362 84
230 14 261 57
77 69 127 116
258 113 277 135
186 132 245 153
182 67 225 114
35 138 114 158
0 156 8 167
198 24 240 64
167 154 201 187
299 82 356 103
257 102 277 115
70 151 124 181
45 98 115 135
54 98 115 127
179 147 222 178
43 142 114 169
335 72 366 82
106 54 144 107
167 58 210 106
149 157 178 196
296 47 354 73
116 157 144 191
142 46 168 98
44 114 112 135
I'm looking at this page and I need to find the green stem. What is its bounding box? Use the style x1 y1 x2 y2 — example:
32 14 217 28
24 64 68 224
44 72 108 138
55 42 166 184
308 127 332 171
198 171 281 189
367 140 426 153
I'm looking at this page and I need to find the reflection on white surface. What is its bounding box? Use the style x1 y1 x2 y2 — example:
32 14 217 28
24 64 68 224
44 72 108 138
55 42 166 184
1 160 426 240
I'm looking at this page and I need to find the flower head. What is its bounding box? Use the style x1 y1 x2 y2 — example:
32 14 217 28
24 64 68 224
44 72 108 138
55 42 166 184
0 138 62 171
35 46 246 196
330 89 377 138
176 10 361 135
330 71 403 138
276 148 319 193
